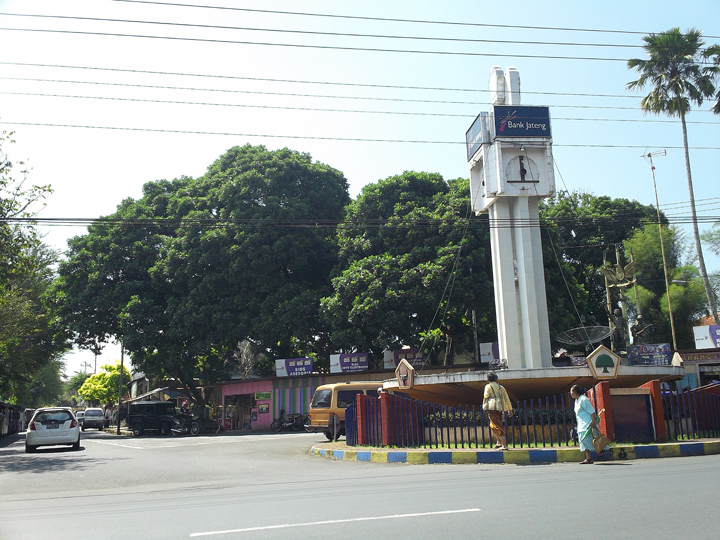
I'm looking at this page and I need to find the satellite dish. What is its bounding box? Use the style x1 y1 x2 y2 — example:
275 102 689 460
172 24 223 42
555 326 613 349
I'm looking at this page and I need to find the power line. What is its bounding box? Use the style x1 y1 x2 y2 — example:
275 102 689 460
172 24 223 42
0 13 646 50
3 90 719 125
0 27 631 62
0 62 646 100
3 121 720 150
109 0 720 40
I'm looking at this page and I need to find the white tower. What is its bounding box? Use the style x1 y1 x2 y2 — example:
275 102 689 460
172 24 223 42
466 67 555 369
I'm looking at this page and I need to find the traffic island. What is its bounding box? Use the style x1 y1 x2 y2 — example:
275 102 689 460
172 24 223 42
310 439 720 465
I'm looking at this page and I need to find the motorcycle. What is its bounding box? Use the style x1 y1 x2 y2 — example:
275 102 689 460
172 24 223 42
171 413 200 436
270 409 304 432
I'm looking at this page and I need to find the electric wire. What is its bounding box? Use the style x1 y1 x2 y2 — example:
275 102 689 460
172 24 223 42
0 13 648 50
2 121 720 150
4 89 719 124
108 1 720 40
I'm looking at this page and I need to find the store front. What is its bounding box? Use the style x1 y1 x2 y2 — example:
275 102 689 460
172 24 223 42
220 380 274 431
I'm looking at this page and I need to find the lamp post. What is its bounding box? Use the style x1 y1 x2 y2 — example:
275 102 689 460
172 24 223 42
645 150 677 351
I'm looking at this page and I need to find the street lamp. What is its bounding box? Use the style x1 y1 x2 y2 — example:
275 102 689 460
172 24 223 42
644 150 677 351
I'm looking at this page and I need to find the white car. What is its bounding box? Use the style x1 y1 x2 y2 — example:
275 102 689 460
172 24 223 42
26 407 81 453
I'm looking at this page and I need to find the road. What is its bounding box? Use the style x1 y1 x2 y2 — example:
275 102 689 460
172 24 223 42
1 430 718 540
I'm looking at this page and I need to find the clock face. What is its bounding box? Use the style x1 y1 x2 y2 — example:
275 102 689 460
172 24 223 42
505 156 540 183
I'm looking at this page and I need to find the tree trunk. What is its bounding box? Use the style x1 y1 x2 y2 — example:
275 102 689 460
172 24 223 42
680 109 719 324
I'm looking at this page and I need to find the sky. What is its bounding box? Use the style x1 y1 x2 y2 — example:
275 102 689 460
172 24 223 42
1 0 720 377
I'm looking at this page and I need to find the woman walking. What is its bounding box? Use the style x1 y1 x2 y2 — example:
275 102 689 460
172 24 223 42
483 372 513 450
570 384 607 464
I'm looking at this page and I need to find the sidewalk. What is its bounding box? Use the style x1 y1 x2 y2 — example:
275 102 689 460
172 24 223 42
310 439 720 465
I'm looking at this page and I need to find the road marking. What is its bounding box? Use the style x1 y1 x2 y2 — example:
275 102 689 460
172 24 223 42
190 508 481 537
90 440 144 449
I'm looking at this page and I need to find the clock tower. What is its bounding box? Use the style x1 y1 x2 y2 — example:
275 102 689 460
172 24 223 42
466 66 555 369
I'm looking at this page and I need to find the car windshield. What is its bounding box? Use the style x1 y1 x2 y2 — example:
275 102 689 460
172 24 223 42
159 404 176 414
311 389 332 408
85 410 103 417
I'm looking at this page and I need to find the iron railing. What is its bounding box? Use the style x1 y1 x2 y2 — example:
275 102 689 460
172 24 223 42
662 390 720 441
347 390 720 449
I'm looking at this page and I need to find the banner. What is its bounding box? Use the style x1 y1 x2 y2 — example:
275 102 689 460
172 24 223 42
275 357 313 377
330 353 369 373
693 325 720 349
383 348 426 369
628 344 672 366
466 112 489 161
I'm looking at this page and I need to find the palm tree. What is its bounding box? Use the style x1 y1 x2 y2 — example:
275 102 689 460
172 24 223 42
628 28 719 325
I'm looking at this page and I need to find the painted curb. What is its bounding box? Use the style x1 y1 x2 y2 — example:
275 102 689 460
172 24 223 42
310 440 720 465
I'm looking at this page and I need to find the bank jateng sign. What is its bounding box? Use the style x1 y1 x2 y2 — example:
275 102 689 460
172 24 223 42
493 106 551 138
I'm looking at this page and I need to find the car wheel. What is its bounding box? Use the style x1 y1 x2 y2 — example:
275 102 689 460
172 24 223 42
324 431 334 441
98 426 103 431
25 443 37 453
81 426 86 432
72 437 80 451
160 422 170 436
329 414 341 441
132 423 144 437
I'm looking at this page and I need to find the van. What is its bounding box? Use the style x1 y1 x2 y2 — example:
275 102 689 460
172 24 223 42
306 382 381 441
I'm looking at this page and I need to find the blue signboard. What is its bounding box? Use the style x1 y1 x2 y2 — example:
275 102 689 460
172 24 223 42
465 112 489 161
275 357 314 377
330 353 369 373
493 106 551 138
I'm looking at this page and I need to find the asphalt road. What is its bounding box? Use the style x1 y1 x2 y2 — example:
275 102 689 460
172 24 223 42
1 430 718 540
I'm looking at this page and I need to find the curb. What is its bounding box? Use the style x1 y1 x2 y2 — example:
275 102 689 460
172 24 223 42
310 440 720 465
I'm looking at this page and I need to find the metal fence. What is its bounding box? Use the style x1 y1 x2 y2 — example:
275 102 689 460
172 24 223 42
662 390 720 441
347 390 720 449
349 392 583 449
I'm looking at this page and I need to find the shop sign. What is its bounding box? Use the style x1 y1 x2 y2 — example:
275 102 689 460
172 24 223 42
275 357 313 377
330 353 369 373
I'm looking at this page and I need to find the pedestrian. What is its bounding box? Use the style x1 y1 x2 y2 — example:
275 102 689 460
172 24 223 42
570 384 607 464
483 372 513 450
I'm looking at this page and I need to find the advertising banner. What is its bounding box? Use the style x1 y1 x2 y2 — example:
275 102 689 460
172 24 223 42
693 325 720 349
466 112 489 161
275 357 313 377
384 348 426 369
330 353 369 373
628 344 672 366
493 106 551 138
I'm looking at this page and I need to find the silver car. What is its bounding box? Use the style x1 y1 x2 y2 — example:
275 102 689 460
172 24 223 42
26 407 81 453
82 408 105 431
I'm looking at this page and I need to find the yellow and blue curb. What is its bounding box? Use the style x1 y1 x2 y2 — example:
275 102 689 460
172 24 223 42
310 440 720 465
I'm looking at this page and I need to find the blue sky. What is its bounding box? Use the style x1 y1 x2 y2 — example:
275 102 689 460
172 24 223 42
1 0 719 375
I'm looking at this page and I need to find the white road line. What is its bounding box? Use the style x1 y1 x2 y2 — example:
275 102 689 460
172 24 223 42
90 440 144 449
190 508 481 537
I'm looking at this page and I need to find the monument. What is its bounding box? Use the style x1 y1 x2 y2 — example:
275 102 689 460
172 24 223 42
466 66 555 369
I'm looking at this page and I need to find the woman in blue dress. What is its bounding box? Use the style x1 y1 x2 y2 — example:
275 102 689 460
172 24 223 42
570 385 606 464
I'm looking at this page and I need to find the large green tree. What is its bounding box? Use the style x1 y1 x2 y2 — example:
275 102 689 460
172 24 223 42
77 361 130 407
1 132 68 402
540 191 659 338
628 28 719 323
54 145 350 395
322 172 495 366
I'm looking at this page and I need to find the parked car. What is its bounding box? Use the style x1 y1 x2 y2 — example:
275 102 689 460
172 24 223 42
127 401 177 436
306 382 381 441
74 410 85 427
26 407 80 453
82 408 105 431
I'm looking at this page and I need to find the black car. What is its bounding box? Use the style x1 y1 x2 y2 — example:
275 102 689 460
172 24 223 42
126 401 177 436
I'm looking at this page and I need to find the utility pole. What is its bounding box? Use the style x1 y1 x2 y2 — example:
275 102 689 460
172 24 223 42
645 150 677 351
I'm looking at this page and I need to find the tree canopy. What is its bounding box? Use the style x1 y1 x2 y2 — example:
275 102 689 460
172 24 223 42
54 145 350 396
0 132 68 403
322 172 495 366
